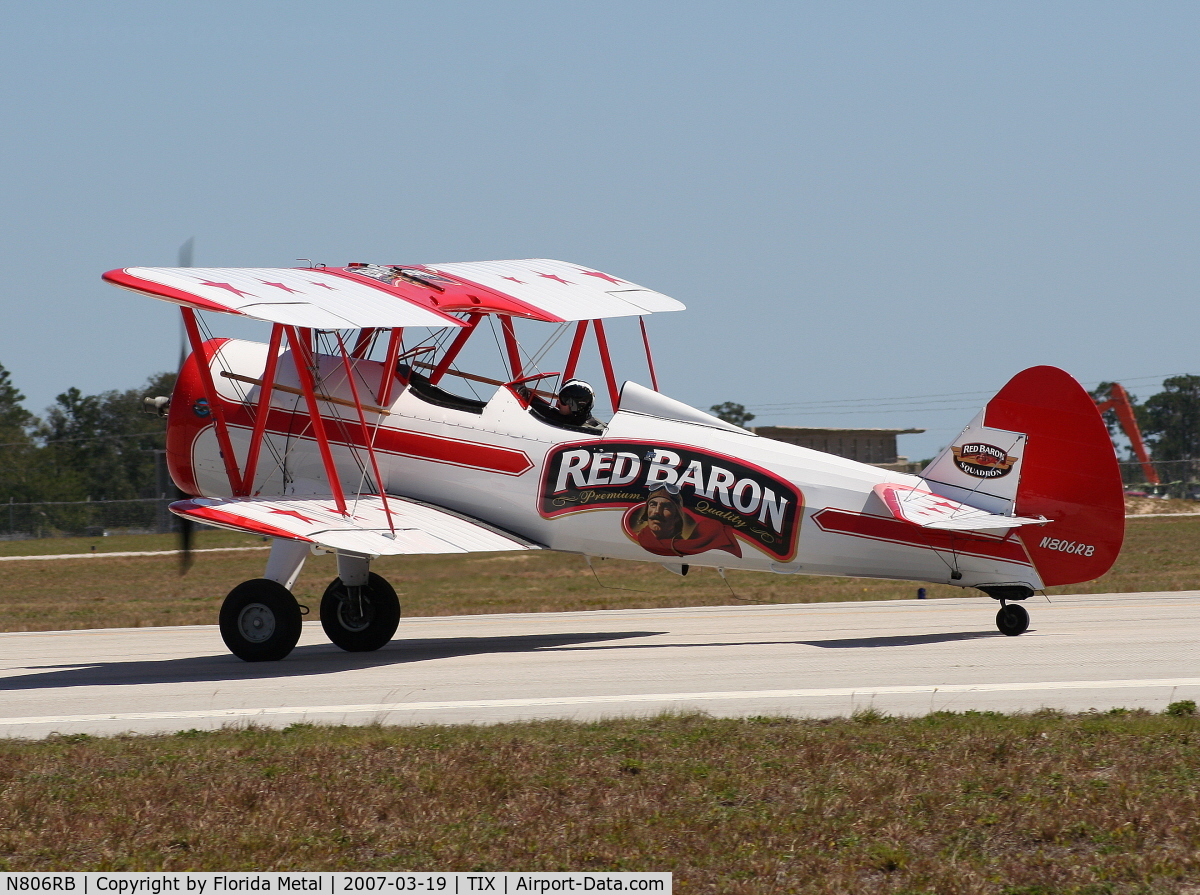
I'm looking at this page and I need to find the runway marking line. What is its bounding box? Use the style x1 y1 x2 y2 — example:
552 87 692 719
0 547 270 562
3 678 1199 728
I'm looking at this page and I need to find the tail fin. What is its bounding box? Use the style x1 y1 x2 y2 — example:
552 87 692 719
920 366 1125 586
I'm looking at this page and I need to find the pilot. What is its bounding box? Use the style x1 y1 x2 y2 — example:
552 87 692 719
554 380 601 428
524 379 603 432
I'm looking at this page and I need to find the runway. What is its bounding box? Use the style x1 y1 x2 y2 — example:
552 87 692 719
1 591 1197 738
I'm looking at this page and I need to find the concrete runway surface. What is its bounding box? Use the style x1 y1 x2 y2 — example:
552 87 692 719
1 591 1197 738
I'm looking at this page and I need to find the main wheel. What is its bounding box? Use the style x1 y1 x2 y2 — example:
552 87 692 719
320 572 401 652
219 578 304 661
996 603 1030 636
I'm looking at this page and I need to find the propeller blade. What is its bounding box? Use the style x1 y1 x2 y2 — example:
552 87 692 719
177 491 194 575
176 237 196 572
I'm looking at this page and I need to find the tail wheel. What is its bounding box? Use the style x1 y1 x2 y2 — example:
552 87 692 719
219 578 303 662
996 603 1030 637
320 572 400 652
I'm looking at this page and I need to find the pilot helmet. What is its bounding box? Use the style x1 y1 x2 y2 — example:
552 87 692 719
558 379 595 414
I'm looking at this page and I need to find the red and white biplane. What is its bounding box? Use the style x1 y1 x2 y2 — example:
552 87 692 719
103 259 1125 661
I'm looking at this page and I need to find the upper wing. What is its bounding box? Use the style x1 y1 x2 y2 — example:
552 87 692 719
873 483 1048 532
422 259 685 320
171 495 540 556
104 260 685 326
103 267 465 329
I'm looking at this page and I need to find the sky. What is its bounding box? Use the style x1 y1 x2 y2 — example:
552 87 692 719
2 1 1198 460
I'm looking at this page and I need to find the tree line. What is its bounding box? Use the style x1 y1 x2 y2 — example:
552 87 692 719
0 362 174 505
1091 376 1200 466
1 363 1198 507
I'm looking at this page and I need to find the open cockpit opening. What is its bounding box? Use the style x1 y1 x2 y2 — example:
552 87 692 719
397 365 487 414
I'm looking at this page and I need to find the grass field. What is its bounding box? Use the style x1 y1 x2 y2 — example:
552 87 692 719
3 516 1199 885
0 514 1197 633
1 709 1198 892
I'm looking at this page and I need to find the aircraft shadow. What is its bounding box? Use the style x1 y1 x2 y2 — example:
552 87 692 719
800 631 1001 649
0 631 665 692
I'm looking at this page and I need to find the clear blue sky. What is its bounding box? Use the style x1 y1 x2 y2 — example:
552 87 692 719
3 1 1197 459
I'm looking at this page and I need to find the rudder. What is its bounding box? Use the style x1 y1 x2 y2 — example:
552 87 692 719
921 366 1124 587
987 366 1124 586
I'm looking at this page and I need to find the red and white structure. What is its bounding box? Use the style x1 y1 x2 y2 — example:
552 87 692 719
104 259 1125 660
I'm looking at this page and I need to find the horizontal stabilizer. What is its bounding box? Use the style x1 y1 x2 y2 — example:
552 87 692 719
874 483 1048 532
171 495 540 556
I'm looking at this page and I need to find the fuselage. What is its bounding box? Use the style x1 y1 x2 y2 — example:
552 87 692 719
168 338 1045 591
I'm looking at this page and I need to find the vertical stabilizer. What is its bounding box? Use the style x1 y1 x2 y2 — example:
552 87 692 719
920 409 1027 517
921 366 1124 587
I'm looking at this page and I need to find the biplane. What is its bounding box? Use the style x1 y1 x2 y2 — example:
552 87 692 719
102 259 1125 661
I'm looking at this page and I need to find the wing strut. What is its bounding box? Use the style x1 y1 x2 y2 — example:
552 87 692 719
639 317 660 392
335 332 396 534
499 315 524 380
240 322 284 495
351 328 377 359
562 320 589 384
181 307 247 496
283 325 349 515
378 328 404 407
429 313 483 385
592 319 621 411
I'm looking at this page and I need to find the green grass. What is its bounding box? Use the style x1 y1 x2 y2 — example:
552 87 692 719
2 521 1198 885
0 711 1198 891
0 516 1197 632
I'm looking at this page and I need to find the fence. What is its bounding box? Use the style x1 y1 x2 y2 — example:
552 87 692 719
2 457 1197 541
1117 459 1200 498
0 497 181 540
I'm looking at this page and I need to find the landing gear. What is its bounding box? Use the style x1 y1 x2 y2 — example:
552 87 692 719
219 578 304 661
978 585 1034 637
320 572 401 652
995 603 1030 636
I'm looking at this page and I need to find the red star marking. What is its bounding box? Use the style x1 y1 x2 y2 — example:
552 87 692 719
577 269 623 285
199 280 254 298
501 276 526 284
309 281 336 290
268 508 320 524
536 272 573 286
260 280 301 294
928 501 960 513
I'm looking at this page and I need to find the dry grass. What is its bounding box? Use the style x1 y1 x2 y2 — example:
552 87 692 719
0 515 1199 632
0 711 1196 891
1122 497 1200 515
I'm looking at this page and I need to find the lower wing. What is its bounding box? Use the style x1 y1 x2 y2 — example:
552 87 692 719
171 495 541 556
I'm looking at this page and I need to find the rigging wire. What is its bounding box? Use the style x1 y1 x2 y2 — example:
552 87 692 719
196 311 289 493
745 371 1196 418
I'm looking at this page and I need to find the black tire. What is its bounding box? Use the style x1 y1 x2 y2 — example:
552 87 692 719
996 603 1030 637
320 572 400 652
219 578 303 661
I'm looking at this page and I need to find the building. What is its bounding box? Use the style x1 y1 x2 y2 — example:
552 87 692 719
751 426 925 472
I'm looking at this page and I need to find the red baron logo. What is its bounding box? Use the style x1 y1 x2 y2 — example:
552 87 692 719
539 441 802 562
952 442 1019 478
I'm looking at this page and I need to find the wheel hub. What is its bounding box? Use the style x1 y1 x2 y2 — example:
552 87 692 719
237 602 276 643
338 593 373 632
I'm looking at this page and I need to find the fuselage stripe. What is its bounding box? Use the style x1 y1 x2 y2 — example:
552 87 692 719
218 401 534 476
811 507 1033 566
